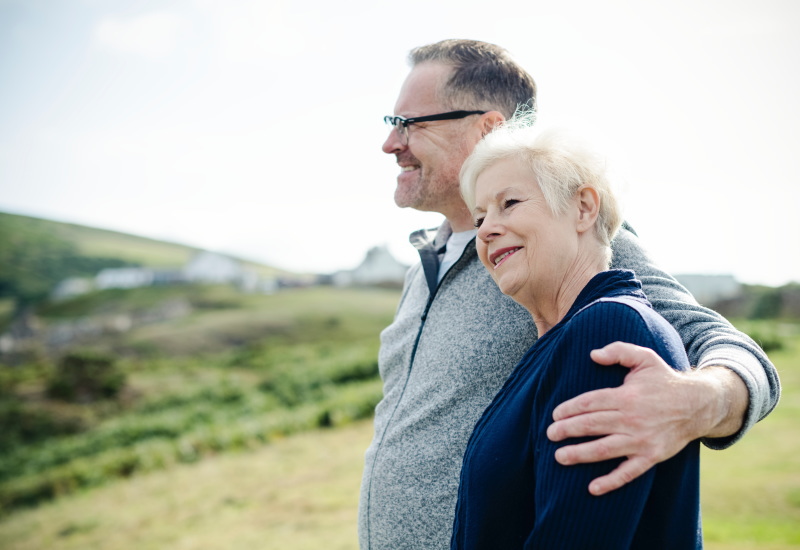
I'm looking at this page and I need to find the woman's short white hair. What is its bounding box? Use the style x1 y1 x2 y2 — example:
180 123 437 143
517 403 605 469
460 110 623 256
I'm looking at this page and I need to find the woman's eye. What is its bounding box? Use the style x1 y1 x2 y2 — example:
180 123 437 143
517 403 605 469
503 199 520 209
474 217 484 228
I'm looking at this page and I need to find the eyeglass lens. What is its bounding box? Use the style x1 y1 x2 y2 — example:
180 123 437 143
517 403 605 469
385 118 408 145
397 120 408 145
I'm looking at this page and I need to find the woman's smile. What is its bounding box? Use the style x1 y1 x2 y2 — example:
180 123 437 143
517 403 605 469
490 246 523 269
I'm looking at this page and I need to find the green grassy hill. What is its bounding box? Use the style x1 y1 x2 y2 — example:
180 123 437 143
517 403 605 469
0 211 287 275
5 212 203 268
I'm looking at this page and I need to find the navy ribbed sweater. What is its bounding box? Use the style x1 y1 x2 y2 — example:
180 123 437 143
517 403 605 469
451 270 702 549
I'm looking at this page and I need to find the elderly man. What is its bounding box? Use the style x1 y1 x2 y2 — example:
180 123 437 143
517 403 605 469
358 39 779 550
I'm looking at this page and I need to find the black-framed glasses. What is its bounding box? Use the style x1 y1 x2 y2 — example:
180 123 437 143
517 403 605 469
383 110 486 145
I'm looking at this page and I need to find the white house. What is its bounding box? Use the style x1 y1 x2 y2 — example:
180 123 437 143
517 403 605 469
51 277 95 300
334 245 409 287
51 250 277 299
96 267 155 289
183 251 244 284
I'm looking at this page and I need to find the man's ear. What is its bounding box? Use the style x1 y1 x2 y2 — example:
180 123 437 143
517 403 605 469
575 186 601 233
480 111 505 137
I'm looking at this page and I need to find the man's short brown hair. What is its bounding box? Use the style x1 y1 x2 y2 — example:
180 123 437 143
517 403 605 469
409 39 537 119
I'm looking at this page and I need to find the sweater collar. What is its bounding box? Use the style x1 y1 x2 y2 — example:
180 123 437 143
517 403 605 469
565 270 648 322
531 270 646 343
409 220 451 253
409 220 478 296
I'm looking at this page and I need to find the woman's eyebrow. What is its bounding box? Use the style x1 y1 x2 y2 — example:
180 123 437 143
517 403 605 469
493 187 517 201
474 186 517 212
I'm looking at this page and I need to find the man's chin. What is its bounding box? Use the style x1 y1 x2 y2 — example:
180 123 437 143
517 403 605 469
394 188 422 210
394 198 419 209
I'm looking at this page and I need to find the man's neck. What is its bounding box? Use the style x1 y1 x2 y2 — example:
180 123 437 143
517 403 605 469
446 205 475 233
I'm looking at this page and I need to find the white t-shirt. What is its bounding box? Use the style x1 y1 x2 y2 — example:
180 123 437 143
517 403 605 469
438 229 477 283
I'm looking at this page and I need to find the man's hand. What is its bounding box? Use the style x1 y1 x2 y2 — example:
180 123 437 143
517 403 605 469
546 341 748 496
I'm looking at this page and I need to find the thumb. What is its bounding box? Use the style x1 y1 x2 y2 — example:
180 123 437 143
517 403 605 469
590 341 660 370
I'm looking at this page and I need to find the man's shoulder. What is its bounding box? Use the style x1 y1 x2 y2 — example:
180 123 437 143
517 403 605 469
610 222 659 272
609 222 639 251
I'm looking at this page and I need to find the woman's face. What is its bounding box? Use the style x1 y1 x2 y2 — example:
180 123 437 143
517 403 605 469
473 158 580 305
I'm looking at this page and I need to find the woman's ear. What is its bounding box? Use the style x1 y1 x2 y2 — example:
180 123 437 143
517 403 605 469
575 186 600 233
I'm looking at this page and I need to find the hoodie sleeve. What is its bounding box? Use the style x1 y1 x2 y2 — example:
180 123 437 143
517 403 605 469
610 225 780 449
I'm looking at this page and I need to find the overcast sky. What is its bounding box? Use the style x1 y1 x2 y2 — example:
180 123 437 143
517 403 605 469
1 0 798 286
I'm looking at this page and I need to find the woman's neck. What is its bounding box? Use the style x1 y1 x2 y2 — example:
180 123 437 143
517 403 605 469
523 258 605 336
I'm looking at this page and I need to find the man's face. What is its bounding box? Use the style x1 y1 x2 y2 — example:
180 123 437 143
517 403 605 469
383 62 482 216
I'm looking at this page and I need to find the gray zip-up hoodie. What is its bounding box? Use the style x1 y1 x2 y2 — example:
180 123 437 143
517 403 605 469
358 222 779 550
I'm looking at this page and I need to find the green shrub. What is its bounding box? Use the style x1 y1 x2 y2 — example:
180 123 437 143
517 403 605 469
751 289 782 320
47 349 126 402
747 330 785 353
0 387 282 482
256 341 379 407
0 378 383 514
0 400 93 453
0 371 15 398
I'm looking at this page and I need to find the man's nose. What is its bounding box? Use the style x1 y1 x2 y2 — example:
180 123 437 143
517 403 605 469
382 127 405 154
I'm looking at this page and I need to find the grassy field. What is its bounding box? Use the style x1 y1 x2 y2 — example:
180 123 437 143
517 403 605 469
0 420 374 550
700 320 800 549
0 291 797 548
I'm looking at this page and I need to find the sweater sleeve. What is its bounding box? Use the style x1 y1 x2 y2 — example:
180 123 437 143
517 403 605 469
610 226 780 449
527 301 691 550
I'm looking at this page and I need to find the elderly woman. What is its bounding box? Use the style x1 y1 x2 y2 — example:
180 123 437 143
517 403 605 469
450 119 701 549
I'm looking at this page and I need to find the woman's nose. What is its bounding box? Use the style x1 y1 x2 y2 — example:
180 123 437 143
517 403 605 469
477 215 502 242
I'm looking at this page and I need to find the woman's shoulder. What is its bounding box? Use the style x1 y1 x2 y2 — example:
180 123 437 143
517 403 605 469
564 296 689 370
572 294 654 327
